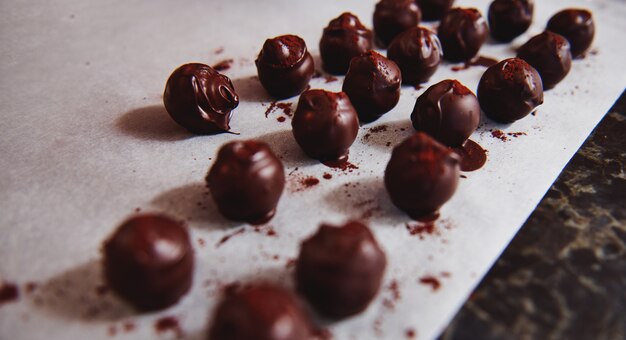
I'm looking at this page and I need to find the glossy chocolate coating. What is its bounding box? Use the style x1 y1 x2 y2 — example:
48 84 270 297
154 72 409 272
320 12 373 75
385 133 460 219
438 8 489 62
416 0 455 21
292 90 359 163
411 79 480 147
208 285 313 340
103 214 194 311
517 31 572 89
163 63 239 134
256 35 315 99
547 9 595 58
477 58 543 123
342 51 402 123
488 0 534 42
207 141 285 224
373 0 422 47
296 221 387 319
387 26 443 85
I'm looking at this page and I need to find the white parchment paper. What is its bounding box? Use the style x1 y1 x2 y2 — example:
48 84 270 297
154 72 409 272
1 0 625 339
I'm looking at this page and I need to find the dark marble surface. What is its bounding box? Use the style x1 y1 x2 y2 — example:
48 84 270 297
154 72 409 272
440 90 626 340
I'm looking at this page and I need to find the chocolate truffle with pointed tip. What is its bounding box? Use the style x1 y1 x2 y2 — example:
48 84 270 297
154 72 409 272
385 133 460 219
438 8 489 62
416 0 455 21
256 35 315 99
547 9 595 58
163 63 239 134
296 221 387 319
320 12 373 75
411 79 480 146
477 58 543 123
103 214 194 311
207 140 285 224
342 51 402 123
387 26 443 85
373 0 422 47
209 284 313 340
488 0 534 42
292 89 359 164
517 31 572 89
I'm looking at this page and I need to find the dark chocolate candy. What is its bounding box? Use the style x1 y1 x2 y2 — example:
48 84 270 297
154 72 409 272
208 285 313 340
488 0 534 42
163 63 239 134
292 89 359 163
296 221 386 319
207 140 285 224
477 57 543 123
342 51 401 123
411 79 480 146
103 214 194 311
320 12 373 75
438 8 489 62
256 35 315 99
385 132 460 219
387 26 443 85
373 0 422 47
416 0 455 21
547 8 595 58
517 31 572 89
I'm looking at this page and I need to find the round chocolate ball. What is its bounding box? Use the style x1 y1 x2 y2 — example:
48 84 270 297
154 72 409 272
296 221 387 319
411 79 480 147
416 0 455 21
208 285 313 340
477 58 543 123
488 0 534 42
438 8 489 62
292 89 359 163
342 51 402 123
517 31 572 89
103 214 194 311
387 26 443 85
385 132 460 219
207 140 285 224
163 63 239 134
373 0 422 47
320 12 373 75
547 9 595 58
256 35 315 99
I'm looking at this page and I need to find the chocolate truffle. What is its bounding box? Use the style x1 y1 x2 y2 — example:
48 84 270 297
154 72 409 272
296 221 387 319
292 89 359 163
373 0 422 47
477 58 543 123
517 31 572 89
207 140 285 224
385 133 460 219
320 13 373 75
163 63 239 134
411 79 480 147
256 35 315 99
488 0 534 42
342 51 402 123
416 0 455 21
209 285 313 340
103 214 194 311
387 26 443 85
547 9 595 58
438 8 489 62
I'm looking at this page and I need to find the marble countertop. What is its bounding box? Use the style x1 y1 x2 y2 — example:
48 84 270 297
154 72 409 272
440 90 626 340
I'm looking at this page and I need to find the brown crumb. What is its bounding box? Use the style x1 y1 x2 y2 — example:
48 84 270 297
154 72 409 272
212 59 234 71
419 276 441 291
0 282 19 304
155 316 183 338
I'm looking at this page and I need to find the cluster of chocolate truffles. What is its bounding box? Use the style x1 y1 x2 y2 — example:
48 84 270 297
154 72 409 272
117 1 599 337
